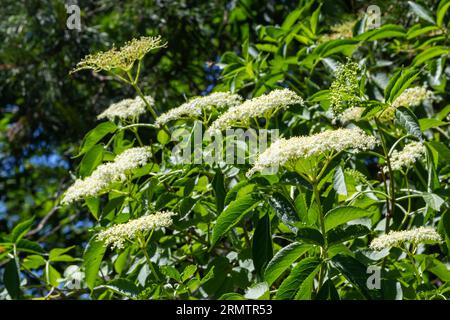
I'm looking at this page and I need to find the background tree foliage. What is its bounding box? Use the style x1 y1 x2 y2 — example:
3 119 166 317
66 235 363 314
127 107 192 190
1 0 450 300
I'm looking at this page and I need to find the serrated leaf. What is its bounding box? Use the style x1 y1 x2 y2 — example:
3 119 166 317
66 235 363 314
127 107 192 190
333 166 347 196
84 238 107 290
324 206 371 232
275 257 321 299
11 217 34 243
437 0 450 27
79 144 104 177
268 192 300 233
331 254 373 299
252 214 273 277
408 1 435 24
423 193 445 211
264 242 312 286
412 46 450 66
296 227 324 246
97 278 139 298
395 107 423 140
78 121 117 156
211 194 260 246
327 224 370 245
4 259 20 299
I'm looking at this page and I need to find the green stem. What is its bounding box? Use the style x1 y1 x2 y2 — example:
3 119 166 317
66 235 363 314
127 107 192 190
376 119 395 233
139 235 161 282
312 179 328 291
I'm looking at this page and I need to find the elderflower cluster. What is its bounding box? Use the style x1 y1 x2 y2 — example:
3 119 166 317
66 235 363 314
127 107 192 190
97 96 154 121
330 61 361 115
208 89 303 133
97 211 176 249
62 147 152 204
248 127 377 176
381 87 435 121
155 92 242 127
320 20 355 42
71 36 167 73
370 227 442 251
387 141 426 172
338 106 364 123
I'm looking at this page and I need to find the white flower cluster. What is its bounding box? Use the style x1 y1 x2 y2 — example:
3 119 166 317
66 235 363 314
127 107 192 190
155 92 242 127
97 96 154 121
97 211 176 249
338 106 364 123
388 141 426 172
370 227 442 251
62 147 152 204
392 87 434 109
248 127 377 176
208 89 303 133
381 87 435 121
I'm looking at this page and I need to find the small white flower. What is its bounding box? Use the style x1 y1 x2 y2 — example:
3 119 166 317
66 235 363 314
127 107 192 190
155 92 242 127
97 211 176 249
392 87 434 109
370 227 442 251
97 96 154 121
248 127 377 176
62 147 152 204
338 106 364 123
387 141 426 172
207 89 303 133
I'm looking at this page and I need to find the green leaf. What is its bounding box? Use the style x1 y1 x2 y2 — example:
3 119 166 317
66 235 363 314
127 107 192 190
327 224 370 245
316 279 340 300
252 214 273 277
331 254 373 299
244 282 270 300
294 267 320 300
385 68 420 103
275 257 321 299
15 239 45 254
264 242 312 286
85 197 101 221
427 141 450 163
423 193 445 211
4 259 20 299
395 107 423 141
412 46 450 66
427 258 450 281
11 217 34 243
296 227 324 246
437 0 450 27
218 293 246 300
97 278 139 298
419 118 448 131
182 265 197 282
324 206 371 232
79 144 104 177
49 246 75 261
281 8 302 30
268 192 300 232
84 238 107 290
45 263 61 287
211 194 260 247
408 1 435 24
23 255 46 270
161 265 182 282
333 166 347 196
356 24 405 41
212 169 226 213
78 121 117 156
157 129 170 145
407 25 440 39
